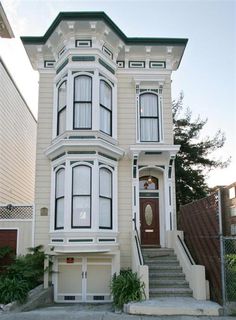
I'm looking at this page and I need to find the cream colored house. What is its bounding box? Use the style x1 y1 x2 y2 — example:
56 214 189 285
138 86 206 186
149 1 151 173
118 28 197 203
21 12 209 303
0 3 36 256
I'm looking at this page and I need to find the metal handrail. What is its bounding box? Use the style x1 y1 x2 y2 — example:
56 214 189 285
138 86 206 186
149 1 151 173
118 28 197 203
177 235 195 265
133 213 144 265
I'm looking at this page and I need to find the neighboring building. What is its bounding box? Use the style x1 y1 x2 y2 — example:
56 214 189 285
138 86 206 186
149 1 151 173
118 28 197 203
222 182 236 236
22 12 208 303
0 3 37 255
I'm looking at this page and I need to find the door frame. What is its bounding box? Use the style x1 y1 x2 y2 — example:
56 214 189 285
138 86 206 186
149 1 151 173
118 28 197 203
139 195 160 246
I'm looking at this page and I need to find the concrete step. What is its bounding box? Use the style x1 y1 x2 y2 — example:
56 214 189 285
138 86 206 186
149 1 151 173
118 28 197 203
125 297 222 316
149 272 185 279
145 259 179 265
149 265 182 272
149 279 189 288
149 287 193 297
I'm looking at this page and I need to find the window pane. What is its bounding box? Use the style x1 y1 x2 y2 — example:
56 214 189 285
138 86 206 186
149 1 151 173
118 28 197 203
73 166 91 195
74 103 91 128
99 198 111 228
58 82 67 111
56 198 64 229
140 94 158 116
73 196 90 227
100 107 111 134
141 118 158 141
75 76 91 101
58 108 66 135
100 81 112 110
56 169 65 198
100 168 112 197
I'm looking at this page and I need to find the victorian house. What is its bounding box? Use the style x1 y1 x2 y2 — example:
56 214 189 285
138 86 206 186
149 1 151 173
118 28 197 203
21 12 208 303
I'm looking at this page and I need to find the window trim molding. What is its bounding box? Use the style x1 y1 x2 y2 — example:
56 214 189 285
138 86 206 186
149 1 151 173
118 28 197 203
54 166 65 230
71 163 92 229
99 166 113 230
73 74 93 130
139 91 160 143
99 79 112 136
57 80 67 136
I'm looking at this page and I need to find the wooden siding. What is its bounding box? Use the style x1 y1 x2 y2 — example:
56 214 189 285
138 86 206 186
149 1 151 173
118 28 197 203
0 60 36 204
117 73 173 150
34 72 54 248
118 159 132 268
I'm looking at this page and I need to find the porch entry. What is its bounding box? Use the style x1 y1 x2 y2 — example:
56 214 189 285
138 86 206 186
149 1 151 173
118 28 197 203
139 176 160 246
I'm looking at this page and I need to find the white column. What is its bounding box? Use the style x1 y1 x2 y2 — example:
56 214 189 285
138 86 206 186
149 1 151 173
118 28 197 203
67 69 73 130
93 160 99 231
93 69 99 131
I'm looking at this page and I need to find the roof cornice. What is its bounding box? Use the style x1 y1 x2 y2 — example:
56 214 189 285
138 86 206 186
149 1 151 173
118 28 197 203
21 11 188 47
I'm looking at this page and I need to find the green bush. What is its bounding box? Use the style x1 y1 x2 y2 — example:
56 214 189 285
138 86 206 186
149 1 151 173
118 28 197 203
110 269 145 310
0 277 29 304
0 245 46 304
6 245 45 290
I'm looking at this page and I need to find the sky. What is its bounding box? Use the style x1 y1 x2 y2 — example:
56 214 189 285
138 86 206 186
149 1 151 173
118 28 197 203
0 0 235 187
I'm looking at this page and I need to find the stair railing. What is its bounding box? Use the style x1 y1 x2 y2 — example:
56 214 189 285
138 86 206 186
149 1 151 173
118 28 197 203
177 235 195 265
132 212 144 266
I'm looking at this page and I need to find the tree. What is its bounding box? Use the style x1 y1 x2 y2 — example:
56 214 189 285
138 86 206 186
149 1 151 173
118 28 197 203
173 93 229 211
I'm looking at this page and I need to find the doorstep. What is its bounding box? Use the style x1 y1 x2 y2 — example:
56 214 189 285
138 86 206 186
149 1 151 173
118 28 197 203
125 297 223 316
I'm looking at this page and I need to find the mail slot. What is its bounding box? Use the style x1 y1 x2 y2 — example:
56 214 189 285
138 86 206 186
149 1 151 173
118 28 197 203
145 229 154 233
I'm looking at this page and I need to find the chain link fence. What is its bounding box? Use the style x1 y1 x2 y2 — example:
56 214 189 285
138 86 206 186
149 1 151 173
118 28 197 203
222 237 236 315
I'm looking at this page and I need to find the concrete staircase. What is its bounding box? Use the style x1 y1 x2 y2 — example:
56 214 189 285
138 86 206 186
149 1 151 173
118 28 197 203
142 247 193 298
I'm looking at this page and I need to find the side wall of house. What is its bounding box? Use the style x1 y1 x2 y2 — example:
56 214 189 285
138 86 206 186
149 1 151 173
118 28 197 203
117 73 173 268
34 72 54 248
0 60 37 205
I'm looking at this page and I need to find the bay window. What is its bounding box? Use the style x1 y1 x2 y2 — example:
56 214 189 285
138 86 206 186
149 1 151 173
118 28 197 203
57 81 67 135
100 80 112 135
55 168 65 229
74 75 92 129
140 93 159 142
72 165 91 228
99 168 112 229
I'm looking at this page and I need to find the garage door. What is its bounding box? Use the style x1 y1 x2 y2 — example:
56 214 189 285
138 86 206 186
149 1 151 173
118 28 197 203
0 229 17 269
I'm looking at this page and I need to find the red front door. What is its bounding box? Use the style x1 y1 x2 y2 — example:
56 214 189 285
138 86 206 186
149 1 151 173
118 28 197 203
140 198 159 246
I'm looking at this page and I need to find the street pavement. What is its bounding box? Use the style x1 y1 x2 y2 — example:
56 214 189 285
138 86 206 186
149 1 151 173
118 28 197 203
0 304 235 320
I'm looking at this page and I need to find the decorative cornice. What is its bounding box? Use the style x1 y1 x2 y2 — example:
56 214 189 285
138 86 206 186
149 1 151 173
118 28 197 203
21 12 188 48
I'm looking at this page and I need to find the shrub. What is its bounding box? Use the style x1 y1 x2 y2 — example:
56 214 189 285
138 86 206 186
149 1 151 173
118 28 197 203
0 245 46 304
0 277 29 304
110 269 145 310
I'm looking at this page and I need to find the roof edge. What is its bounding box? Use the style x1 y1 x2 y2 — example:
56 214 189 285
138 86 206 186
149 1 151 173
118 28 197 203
21 11 188 47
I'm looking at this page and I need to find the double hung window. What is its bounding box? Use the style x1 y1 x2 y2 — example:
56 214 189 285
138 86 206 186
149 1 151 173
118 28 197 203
99 168 112 229
55 168 65 229
100 80 112 135
72 165 91 228
74 75 92 129
140 93 159 142
57 81 67 135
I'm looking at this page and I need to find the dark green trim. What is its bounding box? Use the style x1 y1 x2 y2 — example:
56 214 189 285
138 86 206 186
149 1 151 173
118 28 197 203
56 58 69 74
98 152 117 162
145 151 162 155
51 239 64 242
72 55 95 62
68 151 96 154
52 152 66 162
68 239 93 242
98 238 115 242
98 58 115 74
68 135 96 139
139 192 159 198
72 70 94 74
149 61 166 68
21 12 188 48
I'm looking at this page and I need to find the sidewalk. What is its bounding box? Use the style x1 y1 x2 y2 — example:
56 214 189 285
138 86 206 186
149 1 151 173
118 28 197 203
0 304 234 320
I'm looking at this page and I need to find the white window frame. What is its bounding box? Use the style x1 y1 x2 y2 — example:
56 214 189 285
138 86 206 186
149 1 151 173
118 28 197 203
51 157 117 233
137 90 163 143
99 166 113 230
52 65 117 140
54 165 66 230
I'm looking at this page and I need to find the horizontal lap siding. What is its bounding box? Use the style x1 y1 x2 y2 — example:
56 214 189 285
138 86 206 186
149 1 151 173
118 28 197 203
0 62 36 205
34 72 54 248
